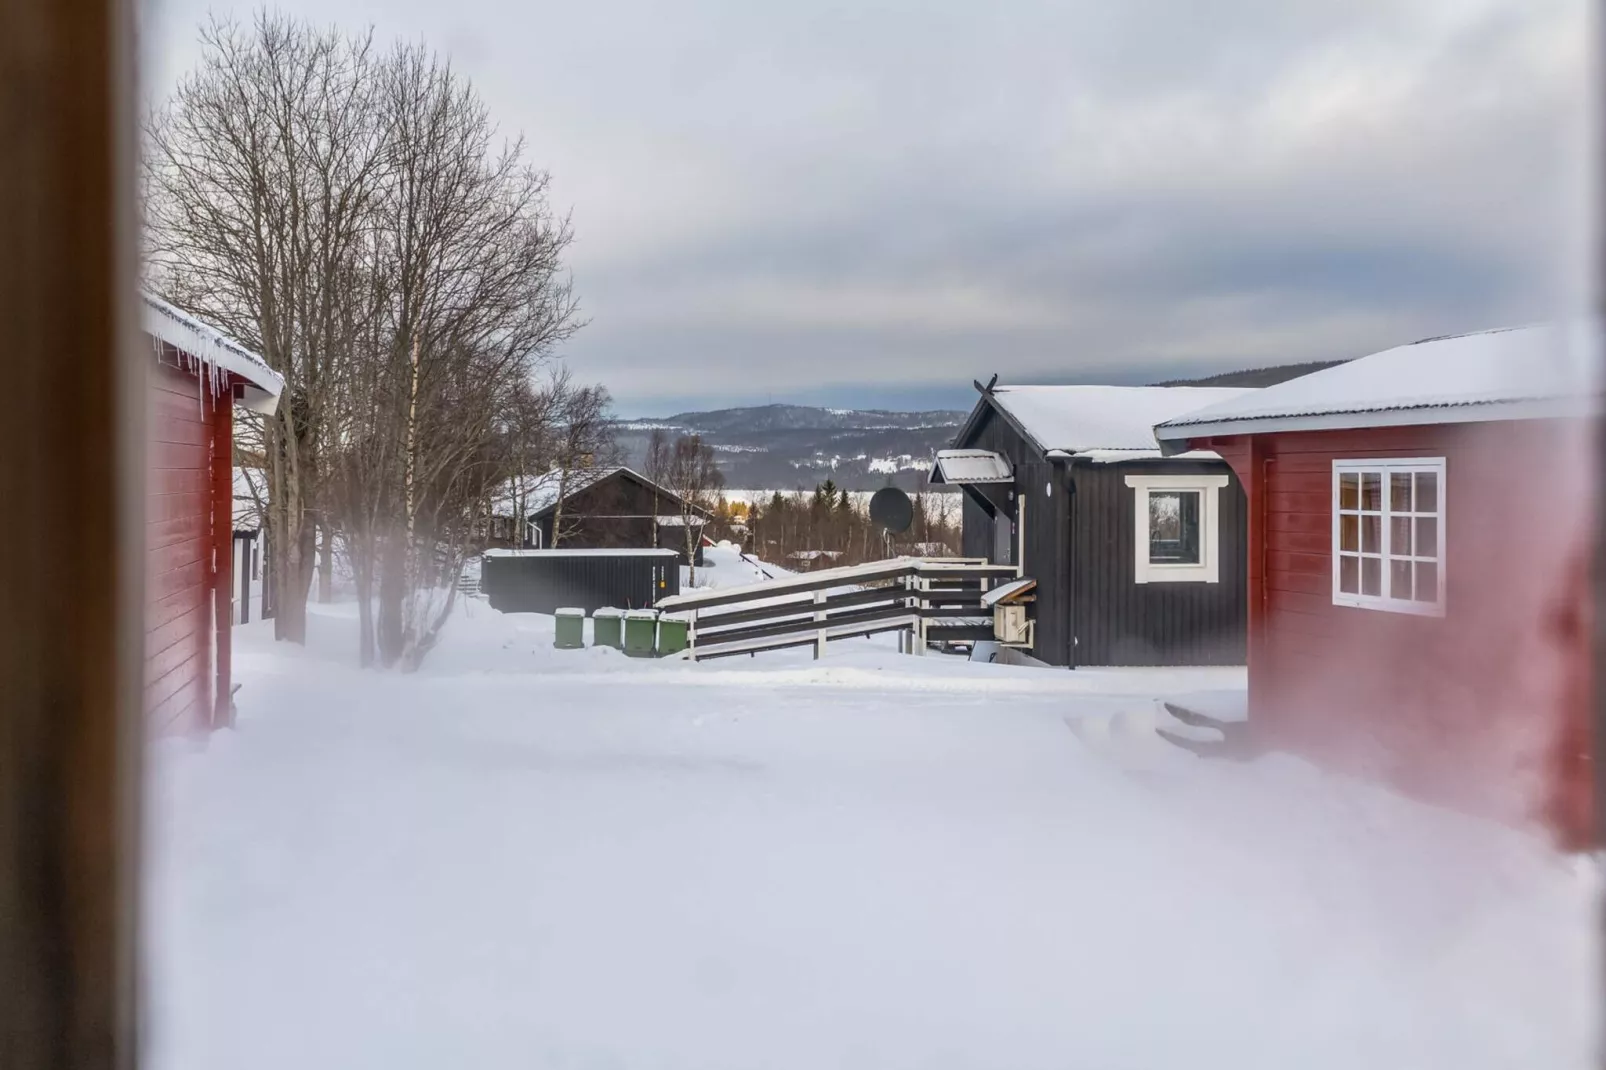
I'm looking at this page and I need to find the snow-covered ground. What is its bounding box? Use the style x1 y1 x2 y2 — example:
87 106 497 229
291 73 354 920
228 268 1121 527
146 563 1597 1068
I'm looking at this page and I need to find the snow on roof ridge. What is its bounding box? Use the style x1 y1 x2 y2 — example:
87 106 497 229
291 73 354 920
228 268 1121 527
984 384 1256 454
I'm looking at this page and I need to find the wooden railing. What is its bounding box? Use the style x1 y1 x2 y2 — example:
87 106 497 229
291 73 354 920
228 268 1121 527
655 557 1020 661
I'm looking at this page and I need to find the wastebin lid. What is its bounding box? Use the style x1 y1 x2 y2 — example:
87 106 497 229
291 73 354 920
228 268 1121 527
555 607 585 617
625 608 660 619
592 607 624 618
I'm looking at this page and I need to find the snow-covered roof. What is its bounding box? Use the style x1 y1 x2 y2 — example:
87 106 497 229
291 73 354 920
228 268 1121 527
1154 322 1598 441
491 466 695 520
986 386 1254 457
141 293 284 413
931 449 1013 485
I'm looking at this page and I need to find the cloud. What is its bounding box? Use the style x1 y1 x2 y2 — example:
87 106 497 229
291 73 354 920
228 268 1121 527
147 0 1591 412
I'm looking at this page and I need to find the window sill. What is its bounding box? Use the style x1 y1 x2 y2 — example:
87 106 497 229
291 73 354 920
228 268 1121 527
1136 563 1217 585
1332 594 1445 618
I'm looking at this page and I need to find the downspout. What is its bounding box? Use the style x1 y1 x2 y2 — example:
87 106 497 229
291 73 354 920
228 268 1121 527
212 378 235 727
1048 450 1076 670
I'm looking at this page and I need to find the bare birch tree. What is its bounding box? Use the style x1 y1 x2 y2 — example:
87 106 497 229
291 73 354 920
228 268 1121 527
664 434 723 585
144 13 388 643
546 380 618 548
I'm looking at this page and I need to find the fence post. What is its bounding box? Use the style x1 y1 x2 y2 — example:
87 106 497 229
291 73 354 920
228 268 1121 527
813 589 827 660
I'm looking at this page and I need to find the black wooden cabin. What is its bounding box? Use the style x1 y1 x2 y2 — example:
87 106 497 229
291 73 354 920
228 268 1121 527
936 384 1254 667
492 466 707 566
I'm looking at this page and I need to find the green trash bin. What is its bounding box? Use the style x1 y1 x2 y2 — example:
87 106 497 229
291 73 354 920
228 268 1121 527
554 607 586 650
593 607 624 650
657 612 690 657
623 609 658 658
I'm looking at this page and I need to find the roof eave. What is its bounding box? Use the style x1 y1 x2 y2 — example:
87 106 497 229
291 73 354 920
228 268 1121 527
1155 396 1597 442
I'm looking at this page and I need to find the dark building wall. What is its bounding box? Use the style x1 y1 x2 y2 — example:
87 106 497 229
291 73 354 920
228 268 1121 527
952 394 1249 668
482 550 681 614
535 470 704 565
1067 460 1248 666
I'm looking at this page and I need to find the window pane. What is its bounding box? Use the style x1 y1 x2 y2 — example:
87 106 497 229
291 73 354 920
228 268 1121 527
1415 470 1439 513
1339 515 1357 552
1339 554 1358 594
1148 491 1201 564
1361 472 1382 510
1389 517 1411 556
1415 560 1439 602
1361 556 1382 596
1390 472 1412 512
1415 517 1438 560
1390 559 1412 600
1361 514 1380 554
1338 472 1359 510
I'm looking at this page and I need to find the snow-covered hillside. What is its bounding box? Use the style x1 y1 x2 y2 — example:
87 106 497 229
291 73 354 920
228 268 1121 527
146 584 1597 1070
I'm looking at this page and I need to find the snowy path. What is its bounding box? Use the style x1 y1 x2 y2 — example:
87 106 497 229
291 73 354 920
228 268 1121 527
147 599 1595 1070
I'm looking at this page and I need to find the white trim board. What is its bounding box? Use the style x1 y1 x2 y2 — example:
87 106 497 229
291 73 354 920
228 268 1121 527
1123 474 1229 584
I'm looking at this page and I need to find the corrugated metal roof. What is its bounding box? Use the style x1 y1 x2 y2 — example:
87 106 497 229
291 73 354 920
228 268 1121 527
932 449 1013 484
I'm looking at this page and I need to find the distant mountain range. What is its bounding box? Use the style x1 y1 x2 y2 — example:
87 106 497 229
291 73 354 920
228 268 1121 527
612 405 966 492
617 362 1343 493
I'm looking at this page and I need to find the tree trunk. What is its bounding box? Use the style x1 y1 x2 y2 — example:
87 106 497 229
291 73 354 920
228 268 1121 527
273 518 316 644
317 520 334 602
376 536 407 667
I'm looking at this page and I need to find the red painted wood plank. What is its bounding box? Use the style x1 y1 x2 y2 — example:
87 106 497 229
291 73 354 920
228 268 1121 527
1266 470 1332 495
1266 528 1331 556
1266 549 1328 576
145 649 202 704
1267 490 1328 515
1266 589 1338 617
1266 511 1330 535
1267 568 1328 595
146 606 206 658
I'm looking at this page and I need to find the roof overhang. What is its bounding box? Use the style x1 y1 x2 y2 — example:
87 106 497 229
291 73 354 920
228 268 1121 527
1155 394 1599 446
931 449 1013 485
141 293 285 413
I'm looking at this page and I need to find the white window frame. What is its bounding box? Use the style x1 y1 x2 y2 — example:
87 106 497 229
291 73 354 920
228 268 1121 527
1331 457 1446 617
1124 474 1228 584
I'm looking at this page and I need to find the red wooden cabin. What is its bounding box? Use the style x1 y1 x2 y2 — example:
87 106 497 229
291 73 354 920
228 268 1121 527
1156 324 1597 846
141 294 283 734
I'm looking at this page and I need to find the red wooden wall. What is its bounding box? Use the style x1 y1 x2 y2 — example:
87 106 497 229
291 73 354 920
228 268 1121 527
1208 419 1593 845
144 355 237 735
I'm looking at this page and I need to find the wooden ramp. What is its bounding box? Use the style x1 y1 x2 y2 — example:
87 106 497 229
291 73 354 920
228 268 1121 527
655 557 1021 661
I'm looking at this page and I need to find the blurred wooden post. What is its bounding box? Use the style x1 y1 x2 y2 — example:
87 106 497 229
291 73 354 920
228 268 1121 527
0 0 142 1067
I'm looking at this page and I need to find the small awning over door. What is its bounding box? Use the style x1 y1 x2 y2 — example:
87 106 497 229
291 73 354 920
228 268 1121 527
931 449 1013 485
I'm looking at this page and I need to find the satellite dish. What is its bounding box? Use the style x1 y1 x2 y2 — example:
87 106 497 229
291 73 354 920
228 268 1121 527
869 486 914 534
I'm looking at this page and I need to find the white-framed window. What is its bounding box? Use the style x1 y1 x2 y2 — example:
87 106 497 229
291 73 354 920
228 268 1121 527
1332 458 1445 616
1123 474 1229 584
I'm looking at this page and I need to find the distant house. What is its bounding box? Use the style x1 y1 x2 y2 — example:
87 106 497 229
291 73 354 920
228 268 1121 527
232 467 267 624
1154 323 1596 846
491 466 708 566
935 384 1256 667
143 294 284 733
786 549 844 570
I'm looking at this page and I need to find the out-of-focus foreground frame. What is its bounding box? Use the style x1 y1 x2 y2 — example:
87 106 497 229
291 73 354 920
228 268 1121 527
0 0 143 1066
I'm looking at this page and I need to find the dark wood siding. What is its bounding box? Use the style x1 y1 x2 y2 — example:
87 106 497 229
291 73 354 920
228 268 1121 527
537 469 703 565
482 550 682 614
952 393 1249 668
1068 460 1248 666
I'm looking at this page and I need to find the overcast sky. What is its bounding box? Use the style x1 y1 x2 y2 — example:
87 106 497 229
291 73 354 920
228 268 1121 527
146 0 1592 415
